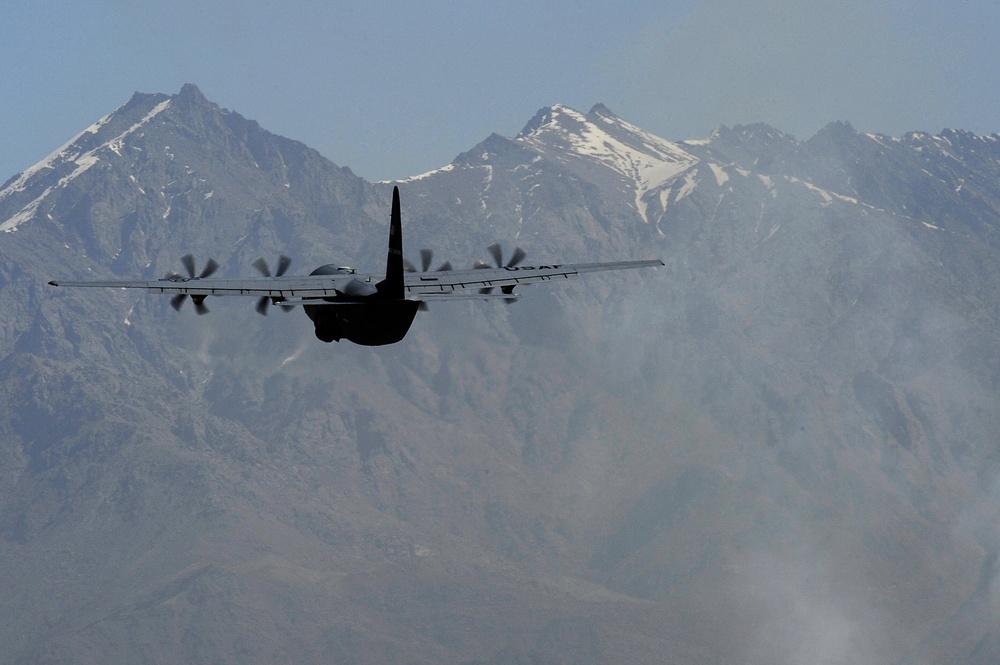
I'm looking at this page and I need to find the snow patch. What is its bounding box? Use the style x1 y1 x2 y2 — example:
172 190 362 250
390 163 456 184
708 163 729 187
281 344 307 366
124 301 137 326
784 176 859 207
0 197 46 232
675 172 699 201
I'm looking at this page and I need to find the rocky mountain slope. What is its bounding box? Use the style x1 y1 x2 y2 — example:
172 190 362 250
2 84 1000 663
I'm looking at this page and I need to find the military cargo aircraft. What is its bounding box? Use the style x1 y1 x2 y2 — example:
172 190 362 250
49 186 662 345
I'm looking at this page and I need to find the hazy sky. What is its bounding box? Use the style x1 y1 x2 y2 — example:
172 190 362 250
3 0 999 183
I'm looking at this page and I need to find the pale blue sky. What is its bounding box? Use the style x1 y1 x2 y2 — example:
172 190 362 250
3 1 999 183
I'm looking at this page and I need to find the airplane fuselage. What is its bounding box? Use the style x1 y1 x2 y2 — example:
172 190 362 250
304 299 420 345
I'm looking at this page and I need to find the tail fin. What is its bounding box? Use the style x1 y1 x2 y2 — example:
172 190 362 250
376 186 405 299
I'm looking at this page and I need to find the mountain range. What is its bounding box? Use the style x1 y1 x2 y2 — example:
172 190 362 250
2 83 1000 663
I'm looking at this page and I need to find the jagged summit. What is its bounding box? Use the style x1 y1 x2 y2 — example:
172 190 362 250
178 82 207 101
686 122 796 150
515 103 627 139
512 104 698 216
0 84 356 242
804 119 861 149
587 102 615 118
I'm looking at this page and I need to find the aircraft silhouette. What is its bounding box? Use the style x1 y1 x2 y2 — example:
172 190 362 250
49 186 662 346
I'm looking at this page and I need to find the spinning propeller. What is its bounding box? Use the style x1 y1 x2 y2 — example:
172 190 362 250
476 242 525 299
403 248 453 274
251 255 294 315
404 249 453 310
167 254 219 315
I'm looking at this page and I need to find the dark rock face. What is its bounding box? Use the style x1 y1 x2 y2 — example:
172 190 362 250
1 86 1000 663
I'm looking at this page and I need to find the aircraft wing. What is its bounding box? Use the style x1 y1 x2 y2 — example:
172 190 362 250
403 259 664 298
48 259 663 302
47 275 369 300
46 186 662 341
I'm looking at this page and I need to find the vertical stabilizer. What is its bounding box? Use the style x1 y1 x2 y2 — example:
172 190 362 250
377 186 405 299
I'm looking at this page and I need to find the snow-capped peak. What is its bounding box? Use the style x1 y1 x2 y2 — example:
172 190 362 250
0 97 172 232
516 104 699 222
